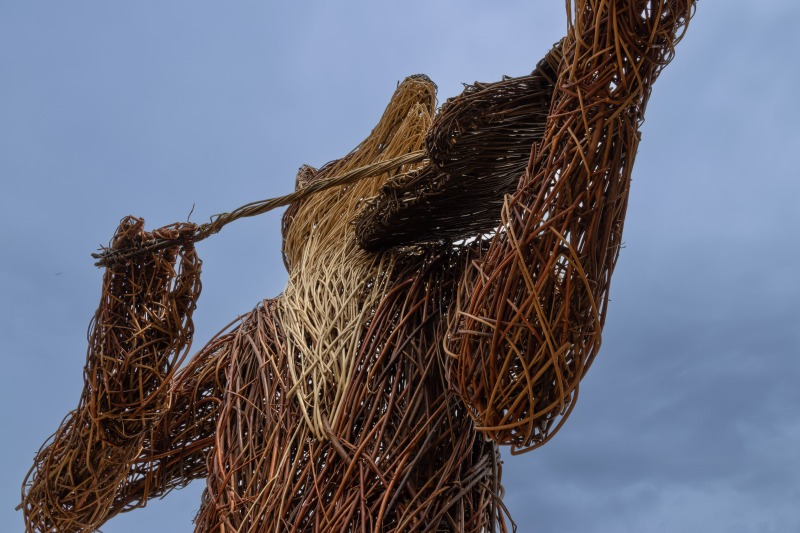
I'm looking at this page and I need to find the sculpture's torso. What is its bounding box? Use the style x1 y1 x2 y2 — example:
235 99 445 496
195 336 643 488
194 247 503 532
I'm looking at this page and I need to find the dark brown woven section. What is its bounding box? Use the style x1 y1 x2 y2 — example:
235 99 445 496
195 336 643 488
354 45 561 251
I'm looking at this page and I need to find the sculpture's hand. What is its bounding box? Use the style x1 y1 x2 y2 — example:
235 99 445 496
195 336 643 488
88 216 202 443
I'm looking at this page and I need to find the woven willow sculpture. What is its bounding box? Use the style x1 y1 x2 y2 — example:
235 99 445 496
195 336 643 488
21 1 696 531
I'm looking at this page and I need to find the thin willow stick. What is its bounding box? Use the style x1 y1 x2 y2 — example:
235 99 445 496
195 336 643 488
91 150 427 267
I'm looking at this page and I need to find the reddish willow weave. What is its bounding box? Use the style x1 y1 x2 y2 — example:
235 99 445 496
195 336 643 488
21 2 696 531
445 0 695 453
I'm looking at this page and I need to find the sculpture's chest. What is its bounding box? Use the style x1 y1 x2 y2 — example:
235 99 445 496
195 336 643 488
195 256 504 532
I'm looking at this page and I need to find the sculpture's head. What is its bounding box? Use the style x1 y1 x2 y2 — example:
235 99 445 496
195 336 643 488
280 75 436 272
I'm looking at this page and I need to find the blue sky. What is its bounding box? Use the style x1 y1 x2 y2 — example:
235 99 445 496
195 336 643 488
2 2 799 531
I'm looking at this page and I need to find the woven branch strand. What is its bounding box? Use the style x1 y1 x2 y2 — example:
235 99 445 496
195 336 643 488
91 150 427 267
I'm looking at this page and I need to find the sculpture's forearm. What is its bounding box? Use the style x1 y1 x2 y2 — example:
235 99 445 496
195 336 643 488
20 217 203 532
447 0 696 453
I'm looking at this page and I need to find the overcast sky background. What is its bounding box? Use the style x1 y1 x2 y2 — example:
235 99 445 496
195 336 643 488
2 1 798 532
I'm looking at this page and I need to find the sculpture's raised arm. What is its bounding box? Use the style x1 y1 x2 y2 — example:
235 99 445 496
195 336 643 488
445 0 696 453
20 218 220 532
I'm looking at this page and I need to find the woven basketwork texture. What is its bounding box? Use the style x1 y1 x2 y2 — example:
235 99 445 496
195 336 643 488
20 1 696 530
446 0 694 453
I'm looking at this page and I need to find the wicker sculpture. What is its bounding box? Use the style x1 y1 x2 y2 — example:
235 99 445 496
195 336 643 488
21 1 696 531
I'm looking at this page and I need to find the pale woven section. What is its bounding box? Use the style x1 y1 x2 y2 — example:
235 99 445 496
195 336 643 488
278 76 436 438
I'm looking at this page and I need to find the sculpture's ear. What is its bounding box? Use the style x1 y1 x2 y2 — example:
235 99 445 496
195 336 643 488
295 164 318 190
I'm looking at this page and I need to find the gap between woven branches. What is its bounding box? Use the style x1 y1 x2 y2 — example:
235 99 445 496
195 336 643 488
91 150 427 267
